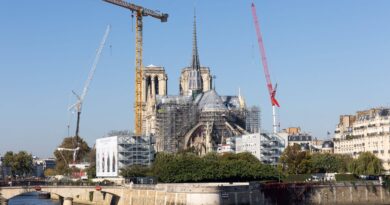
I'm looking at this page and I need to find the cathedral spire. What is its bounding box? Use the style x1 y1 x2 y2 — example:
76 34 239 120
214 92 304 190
191 10 200 71
188 10 203 96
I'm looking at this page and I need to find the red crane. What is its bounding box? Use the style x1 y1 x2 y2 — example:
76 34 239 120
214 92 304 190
251 2 280 133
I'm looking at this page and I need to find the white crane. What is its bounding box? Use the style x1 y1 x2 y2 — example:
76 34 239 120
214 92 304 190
57 147 80 165
59 25 110 166
69 25 111 139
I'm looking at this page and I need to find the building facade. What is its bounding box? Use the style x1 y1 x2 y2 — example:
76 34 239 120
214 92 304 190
220 133 285 166
278 127 312 149
32 158 56 178
96 133 155 178
141 65 168 135
333 107 390 170
278 127 334 153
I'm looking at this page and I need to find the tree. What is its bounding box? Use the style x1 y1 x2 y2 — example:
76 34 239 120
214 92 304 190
311 153 337 173
334 154 353 173
2 151 16 176
151 152 279 183
2 151 33 177
85 147 96 179
44 168 56 177
53 136 91 175
349 152 383 175
15 151 34 177
120 165 152 178
279 144 311 174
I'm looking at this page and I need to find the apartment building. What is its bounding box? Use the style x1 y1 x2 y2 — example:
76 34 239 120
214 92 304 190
333 107 390 171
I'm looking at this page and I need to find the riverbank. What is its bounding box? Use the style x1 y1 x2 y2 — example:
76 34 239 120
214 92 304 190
3 181 390 205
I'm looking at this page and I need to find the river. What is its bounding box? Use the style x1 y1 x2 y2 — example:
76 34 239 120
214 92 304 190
8 192 82 205
8 192 59 205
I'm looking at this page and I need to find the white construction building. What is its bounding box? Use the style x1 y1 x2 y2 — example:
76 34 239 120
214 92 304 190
96 133 155 178
222 133 285 166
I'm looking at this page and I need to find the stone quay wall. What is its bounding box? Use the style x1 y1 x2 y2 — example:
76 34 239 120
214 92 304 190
3 181 390 205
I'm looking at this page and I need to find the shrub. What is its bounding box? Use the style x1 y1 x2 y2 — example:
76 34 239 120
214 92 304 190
152 152 279 183
335 174 359 181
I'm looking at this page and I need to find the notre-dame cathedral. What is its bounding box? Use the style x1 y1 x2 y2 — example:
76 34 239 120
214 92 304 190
140 15 259 155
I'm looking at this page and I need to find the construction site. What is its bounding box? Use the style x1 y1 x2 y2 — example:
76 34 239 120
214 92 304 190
65 0 286 174
139 12 264 155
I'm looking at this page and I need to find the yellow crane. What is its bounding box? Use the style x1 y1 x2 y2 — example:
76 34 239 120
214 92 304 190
103 0 168 135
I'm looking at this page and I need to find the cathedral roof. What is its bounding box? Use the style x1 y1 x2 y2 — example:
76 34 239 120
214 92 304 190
196 90 227 112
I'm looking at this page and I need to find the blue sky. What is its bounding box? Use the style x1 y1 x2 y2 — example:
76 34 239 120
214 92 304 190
1 1 390 157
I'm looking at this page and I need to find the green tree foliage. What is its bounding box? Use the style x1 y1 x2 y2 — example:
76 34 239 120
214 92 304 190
44 168 57 177
85 147 96 179
2 151 33 177
334 154 353 173
310 153 352 173
279 145 380 176
279 144 311 174
349 152 383 175
151 152 278 183
2 151 14 171
53 136 91 175
120 165 152 178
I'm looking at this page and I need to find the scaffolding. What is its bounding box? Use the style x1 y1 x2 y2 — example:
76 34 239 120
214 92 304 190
154 91 256 154
155 96 198 153
246 106 260 133
259 133 285 166
117 135 155 167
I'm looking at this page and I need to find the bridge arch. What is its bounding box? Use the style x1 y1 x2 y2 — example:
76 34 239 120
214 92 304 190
100 191 121 205
0 188 66 203
0 186 122 204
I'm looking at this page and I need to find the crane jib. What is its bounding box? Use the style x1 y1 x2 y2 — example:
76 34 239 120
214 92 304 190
103 0 168 21
251 3 280 108
103 0 168 135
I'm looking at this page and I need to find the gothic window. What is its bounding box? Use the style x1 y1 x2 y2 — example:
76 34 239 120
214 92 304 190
112 154 116 172
155 76 159 95
107 154 110 172
146 76 151 100
102 153 105 173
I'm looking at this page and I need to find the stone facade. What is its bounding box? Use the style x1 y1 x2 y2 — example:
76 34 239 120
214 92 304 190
180 67 212 96
141 65 167 135
333 107 390 171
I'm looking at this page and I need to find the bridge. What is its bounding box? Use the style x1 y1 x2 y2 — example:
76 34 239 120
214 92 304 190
3 182 390 205
0 182 275 205
0 185 123 205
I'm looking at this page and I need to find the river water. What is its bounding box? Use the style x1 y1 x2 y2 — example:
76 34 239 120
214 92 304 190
8 193 59 205
8 193 81 205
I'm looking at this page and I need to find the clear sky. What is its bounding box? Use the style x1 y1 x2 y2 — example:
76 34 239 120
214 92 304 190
1 1 390 157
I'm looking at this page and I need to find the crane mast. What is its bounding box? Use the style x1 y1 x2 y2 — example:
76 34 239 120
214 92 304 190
103 0 168 135
251 3 280 134
69 25 111 139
